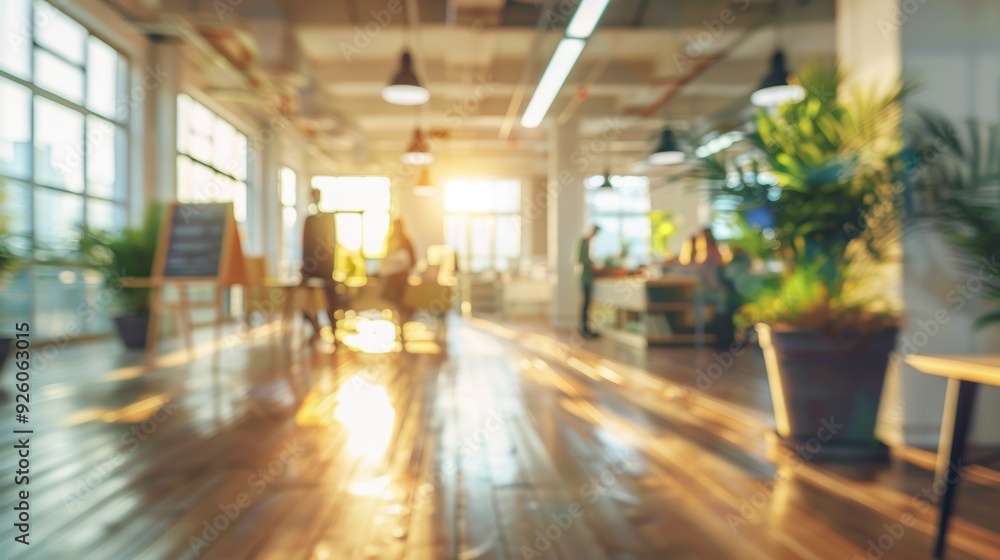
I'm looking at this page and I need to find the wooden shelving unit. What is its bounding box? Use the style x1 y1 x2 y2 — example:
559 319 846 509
591 275 714 347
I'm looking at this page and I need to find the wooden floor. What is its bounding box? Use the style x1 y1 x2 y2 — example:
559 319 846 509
3 315 1000 559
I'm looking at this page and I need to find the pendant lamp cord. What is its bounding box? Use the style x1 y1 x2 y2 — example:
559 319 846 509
775 0 784 51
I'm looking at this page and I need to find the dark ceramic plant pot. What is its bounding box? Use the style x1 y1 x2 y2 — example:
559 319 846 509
114 314 150 349
756 324 898 461
0 337 9 370
0 338 9 399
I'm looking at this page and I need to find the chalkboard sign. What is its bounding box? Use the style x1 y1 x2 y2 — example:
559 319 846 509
153 202 246 284
133 202 247 356
162 204 227 277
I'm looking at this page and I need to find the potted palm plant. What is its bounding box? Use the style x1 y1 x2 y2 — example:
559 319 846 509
81 204 162 349
692 66 909 459
909 114 1000 328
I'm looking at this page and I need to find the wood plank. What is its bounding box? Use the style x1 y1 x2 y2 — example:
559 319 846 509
2 317 1000 559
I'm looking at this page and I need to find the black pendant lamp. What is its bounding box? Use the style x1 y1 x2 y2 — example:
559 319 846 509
750 50 805 107
649 129 684 166
598 168 614 189
382 51 430 106
402 128 434 164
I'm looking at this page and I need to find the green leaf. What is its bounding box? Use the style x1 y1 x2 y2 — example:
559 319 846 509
974 309 1000 330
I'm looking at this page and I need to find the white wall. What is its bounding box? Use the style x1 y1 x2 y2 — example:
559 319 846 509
839 0 1000 447
896 0 1000 446
649 174 707 257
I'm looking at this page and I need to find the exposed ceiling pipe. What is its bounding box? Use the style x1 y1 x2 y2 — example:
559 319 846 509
632 53 723 118
631 10 773 118
98 1 288 122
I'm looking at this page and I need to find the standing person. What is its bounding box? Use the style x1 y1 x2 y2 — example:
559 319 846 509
379 219 417 329
300 187 341 343
576 225 601 338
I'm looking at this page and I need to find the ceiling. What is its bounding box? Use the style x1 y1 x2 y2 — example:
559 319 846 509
108 0 837 176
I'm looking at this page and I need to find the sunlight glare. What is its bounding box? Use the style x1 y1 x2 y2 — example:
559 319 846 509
335 376 396 459
349 475 392 496
342 318 398 353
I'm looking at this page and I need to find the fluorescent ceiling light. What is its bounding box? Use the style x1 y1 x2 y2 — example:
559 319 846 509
566 0 612 39
520 38 586 129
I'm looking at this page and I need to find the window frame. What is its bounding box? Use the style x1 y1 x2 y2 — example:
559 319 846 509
278 166 299 278
443 178 522 274
584 175 652 266
175 93 250 222
0 0 131 265
309 175 393 279
0 0 132 340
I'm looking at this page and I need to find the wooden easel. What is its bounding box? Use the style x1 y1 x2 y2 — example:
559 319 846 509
135 203 247 357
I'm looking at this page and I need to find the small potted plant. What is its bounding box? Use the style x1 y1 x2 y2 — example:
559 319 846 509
0 229 21 375
692 66 909 459
650 210 678 262
81 204 162 349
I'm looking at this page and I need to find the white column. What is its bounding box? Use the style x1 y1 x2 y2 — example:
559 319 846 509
836 0 906 446
836 0 902 93
257 135 281 272
145 35 180 205
547 120 584 328
897 0 1000 447
838 0 1000 447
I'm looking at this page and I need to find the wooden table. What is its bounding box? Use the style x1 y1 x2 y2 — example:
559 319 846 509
906 354 1000 558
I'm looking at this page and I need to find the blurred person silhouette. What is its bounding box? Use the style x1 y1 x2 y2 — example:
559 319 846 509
575 224 601 338
300 187 342 344
693 227 740 345
695 227 725 267
379 218 417 330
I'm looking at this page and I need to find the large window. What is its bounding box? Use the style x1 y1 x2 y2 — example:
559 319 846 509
176 93 249 222
585 175 651 268
310 176 391 279
279 167 298 278
444 178 521 273
0 0 129 337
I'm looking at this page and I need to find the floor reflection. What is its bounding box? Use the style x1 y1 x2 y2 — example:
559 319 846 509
340 314 400 353
335 375 396 460
349 474 392 496
61 393 174 426
18 317 1000 559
